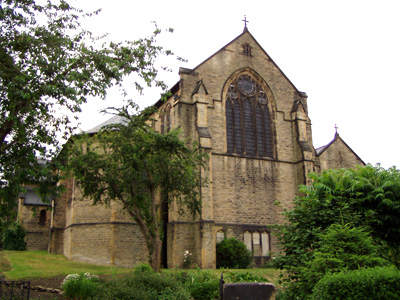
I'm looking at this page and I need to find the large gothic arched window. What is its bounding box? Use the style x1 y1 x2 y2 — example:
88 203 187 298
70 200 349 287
226 74 273 157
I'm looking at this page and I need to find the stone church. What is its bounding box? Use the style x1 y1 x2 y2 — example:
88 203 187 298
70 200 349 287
19 27 364 268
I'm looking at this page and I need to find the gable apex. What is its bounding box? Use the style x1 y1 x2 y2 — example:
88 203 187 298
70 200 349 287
189 29 302 94
316 133 365 165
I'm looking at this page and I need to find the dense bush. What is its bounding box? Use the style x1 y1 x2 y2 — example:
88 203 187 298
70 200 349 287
93 266 191 300
171 270 219 300
275 166 400 299
278 223 390 300
62 267 273 300
61 273 99 300
311 266 400 300
188 280 219 300
216 238 252 269
2 222 26 250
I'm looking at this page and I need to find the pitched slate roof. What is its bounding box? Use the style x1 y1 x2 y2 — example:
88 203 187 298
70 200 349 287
85 115 128 134
19 188 52 206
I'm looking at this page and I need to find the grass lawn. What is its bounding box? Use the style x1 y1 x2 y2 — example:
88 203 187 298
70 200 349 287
1 251 135 280
1 250 282 286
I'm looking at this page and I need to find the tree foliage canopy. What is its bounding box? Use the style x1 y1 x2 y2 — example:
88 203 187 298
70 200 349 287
67 103 208 271
0 0 174 231
275 165 400 299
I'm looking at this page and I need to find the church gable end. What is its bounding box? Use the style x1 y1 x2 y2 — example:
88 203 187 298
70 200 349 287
317 134 365 171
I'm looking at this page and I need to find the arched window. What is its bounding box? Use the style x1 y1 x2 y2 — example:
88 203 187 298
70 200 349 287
226 74 273 157
160 109 166 134
165 104 171 133
160 104 171 134
216 230 225 243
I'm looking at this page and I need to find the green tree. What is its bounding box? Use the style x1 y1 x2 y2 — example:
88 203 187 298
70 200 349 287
0 0 174 232
288 223 390 299
275 165 400 299
216 238 252 269
67 104 208 272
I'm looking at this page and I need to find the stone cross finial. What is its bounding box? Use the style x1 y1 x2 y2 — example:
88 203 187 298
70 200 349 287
334 124 339 136
243 15 249 31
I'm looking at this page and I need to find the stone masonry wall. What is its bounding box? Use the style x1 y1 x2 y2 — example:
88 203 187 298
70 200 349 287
319 137 364 171
19 201 51 251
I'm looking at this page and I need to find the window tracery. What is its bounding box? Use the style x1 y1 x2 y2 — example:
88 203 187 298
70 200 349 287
226 74 273 157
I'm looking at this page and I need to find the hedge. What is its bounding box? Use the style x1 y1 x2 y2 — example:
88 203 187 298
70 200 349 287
311 266 400 300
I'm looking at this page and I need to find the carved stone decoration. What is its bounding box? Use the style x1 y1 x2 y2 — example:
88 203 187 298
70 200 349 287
258 90 268 105
228 84 238 99
237 75 256 97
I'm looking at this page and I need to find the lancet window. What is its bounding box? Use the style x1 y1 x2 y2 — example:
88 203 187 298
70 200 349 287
226 74 273 157
160 104 171 134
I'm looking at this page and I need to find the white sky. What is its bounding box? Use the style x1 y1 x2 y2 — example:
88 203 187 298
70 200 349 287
71 0 400 169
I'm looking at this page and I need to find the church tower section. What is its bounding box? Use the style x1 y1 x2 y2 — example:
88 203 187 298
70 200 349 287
165 29 319 268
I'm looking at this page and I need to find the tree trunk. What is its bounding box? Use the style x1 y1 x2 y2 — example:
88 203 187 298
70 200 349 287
150 236 162 272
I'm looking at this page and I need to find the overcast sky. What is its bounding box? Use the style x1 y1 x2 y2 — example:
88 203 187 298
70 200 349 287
72 0 400 169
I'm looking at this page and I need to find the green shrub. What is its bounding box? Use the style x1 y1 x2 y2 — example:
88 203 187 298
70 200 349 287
225 271 268 283
61 273 99 300
171 271 192 284
93 271 190 300
188 280 219 300
311 266 400 300
133 263 154 274
216 238 252 269
2 222 26 250
278 223 390 300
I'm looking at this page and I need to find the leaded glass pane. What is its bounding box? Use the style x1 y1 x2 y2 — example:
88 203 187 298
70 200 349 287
233 100 243 154
255 104 265 156
225 73 273 158
237 75 256 97
243 98 255 156
226 99 234 153
263 105 273 157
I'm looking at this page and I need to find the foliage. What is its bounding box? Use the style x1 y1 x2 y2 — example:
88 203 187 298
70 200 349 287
216 238 252 269
133 263 154 274
309 224 389 273
170 270 270 300
170 270 219 300
188 280 220 300
67 104 208 271
280 223 390 299
2 222 26 250
275 165 400 299
224 271 268 283
93 271 191 300
275 165 400 297
61 272 99 300
311 266 400 300
0 0 175 232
